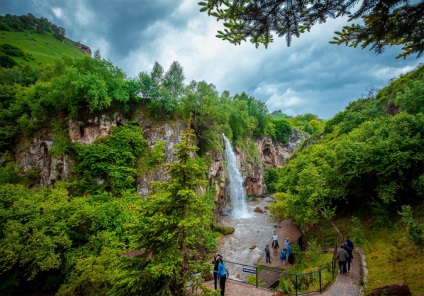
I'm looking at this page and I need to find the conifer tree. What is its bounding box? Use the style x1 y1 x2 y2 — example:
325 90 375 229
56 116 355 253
118 114 214 295
199 0 424 58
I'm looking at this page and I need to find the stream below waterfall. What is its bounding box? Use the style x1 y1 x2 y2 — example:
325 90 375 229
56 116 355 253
217 197 302 283
218 197 277 266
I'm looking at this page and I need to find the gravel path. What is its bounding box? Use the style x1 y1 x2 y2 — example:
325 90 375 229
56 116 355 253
202 247 363 295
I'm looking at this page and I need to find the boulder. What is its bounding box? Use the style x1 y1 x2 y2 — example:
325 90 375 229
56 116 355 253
367 283 412 296
254 207 263 213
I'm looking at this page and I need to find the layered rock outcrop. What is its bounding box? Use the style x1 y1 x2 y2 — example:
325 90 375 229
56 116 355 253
13 112 306 215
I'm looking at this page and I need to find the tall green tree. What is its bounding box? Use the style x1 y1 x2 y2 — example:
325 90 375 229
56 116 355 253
199 0 424 58
181 80 229 151
163 61 185 100
234 92 273 137
271 118 292 143
119 116 214 295
137 61 177 117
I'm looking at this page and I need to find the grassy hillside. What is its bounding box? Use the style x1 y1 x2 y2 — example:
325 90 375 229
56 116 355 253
0 30 85 67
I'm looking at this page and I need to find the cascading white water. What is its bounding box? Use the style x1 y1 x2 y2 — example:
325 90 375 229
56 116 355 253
223 135 251 219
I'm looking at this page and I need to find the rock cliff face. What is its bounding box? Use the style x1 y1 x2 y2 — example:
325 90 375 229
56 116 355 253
13 113 305 215
69 39 92 56
236 128 307 196
257 128 306 170
16 135 74 186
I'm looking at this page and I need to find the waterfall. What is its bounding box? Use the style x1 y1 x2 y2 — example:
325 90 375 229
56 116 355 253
223 135 251 219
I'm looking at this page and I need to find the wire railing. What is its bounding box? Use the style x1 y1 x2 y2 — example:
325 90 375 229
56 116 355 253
216 240 338 295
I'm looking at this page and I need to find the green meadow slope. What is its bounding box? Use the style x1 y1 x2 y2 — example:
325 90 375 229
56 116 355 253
0 30 86 68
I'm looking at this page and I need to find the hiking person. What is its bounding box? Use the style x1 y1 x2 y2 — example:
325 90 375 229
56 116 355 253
217 256 227 296
280 249 287 264
343 242 354 273
345 236 354 250
272 230 279 249
212 253 220 290
336 245 349 274
298 235 303 251
265 245 271 263
284 238 290 250
286 241 295 264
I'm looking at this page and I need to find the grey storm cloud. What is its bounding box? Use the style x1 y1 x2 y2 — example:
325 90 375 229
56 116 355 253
1 0 422 119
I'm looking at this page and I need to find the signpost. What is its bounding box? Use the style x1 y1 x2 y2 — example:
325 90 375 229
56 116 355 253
242 267 256 274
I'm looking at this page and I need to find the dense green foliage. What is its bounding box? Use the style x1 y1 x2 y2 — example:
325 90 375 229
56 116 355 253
110 119 215 296
271 118 292 143
199 0 424 58
0 13 66 40
264 167 279 193
75 125 148 196
270 64 424 233
0 182 144 295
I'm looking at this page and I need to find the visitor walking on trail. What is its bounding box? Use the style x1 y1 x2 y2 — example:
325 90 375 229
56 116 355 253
345 236 354 250
280 249 287 264
212 253 219 290
336 245 349 274
217 256 227 296
284 238 290 250
265 245 271 263
343 242 354 273
298 235 303 251
272 231 279 248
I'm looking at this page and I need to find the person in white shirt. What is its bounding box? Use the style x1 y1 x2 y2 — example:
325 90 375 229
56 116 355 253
272 230 279 248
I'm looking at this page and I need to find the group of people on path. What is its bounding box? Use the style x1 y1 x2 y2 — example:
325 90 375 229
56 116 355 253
265 231 294 264
212 253 227 296
212 234 355 295
335 237 354 274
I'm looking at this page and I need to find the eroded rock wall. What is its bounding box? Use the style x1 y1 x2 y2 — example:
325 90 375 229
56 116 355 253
234 128 307 196
257 128 307 170
16 135 74 186
13 112 305 215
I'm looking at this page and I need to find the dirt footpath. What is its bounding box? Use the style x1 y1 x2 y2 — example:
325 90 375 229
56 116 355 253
258 219 302 268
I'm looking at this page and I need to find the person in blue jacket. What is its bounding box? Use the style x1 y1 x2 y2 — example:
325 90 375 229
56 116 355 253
217 256 227 296
280 249 287 264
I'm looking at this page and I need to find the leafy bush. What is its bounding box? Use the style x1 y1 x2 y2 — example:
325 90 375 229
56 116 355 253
75 125 147 196
0 54 17 68
399 205 424 247
0 43 24 56
264 168 279 193
271 118 292 143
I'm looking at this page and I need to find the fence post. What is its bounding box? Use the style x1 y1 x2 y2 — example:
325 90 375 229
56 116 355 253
256 266 258 288
319 270 322 292
295 274 298 296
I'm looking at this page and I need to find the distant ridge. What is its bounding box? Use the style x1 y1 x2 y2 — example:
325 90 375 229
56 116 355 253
0 13 92 64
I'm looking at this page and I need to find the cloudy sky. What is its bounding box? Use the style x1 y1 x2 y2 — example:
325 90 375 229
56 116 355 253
1 0 422 119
